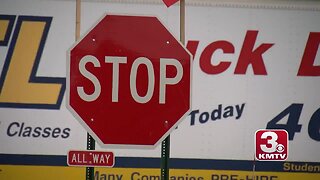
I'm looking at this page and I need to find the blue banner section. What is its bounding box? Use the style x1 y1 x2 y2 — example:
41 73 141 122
0 154 319 173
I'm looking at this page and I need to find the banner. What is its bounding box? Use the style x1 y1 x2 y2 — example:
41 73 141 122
0 0 319 179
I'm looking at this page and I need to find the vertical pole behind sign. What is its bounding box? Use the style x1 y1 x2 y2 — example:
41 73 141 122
75 0 80 41
86 133 95 180
75 1 96 179
160 1 185 180
161 136 170 180
180 0 185 45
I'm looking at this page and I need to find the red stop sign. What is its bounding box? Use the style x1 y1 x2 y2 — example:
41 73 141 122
67 15 192 147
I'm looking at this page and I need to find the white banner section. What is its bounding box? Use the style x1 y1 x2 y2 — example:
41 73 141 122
0 0 319 162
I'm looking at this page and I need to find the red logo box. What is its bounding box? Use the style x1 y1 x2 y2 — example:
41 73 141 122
255 129 288 161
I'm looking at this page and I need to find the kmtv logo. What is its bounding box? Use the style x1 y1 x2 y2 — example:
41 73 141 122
255 129 288 161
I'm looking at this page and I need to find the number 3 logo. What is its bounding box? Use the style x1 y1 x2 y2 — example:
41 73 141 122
260 131 278 153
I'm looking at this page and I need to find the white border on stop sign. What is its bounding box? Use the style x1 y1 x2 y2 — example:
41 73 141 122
66 13 193 149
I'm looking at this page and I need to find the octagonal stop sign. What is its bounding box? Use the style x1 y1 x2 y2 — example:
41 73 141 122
67 14 192 147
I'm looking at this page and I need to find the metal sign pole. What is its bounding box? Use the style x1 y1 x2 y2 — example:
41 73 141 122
161 135 170 180
75 0 80 41
86 133 95 180
160 1 185 180
75 1 96 179
180 0 185 45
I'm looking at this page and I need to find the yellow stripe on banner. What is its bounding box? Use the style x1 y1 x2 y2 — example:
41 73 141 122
0 165 83 179
0 20 10 41
1 165 320 180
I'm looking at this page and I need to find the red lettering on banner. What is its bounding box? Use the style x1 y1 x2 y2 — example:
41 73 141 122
199 41 234 74
186 40 199 59
297 32 320 76
194 30 273 75
235 30 274 75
